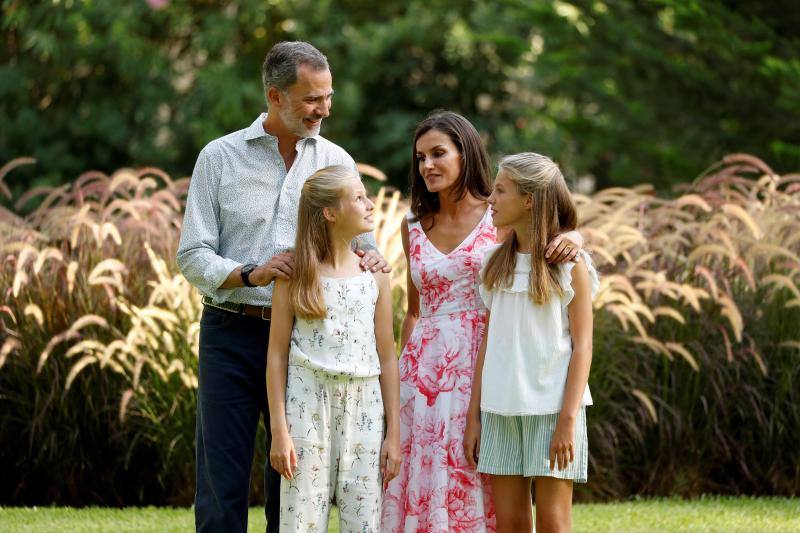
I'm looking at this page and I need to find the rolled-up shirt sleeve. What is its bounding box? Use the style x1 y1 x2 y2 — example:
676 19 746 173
176 145 240 302
354 230 378 251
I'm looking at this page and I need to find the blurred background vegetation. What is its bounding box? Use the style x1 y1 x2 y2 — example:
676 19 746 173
1 155 798 506
1 0 799 508
2 0 799 195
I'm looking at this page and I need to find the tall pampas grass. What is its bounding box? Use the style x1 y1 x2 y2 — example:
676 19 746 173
1 153 797 504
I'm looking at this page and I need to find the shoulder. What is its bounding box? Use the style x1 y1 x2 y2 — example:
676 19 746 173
197 139 222 162
564 261 590 307
568 260 590 286
315 136 355 165
404 210 427 233
481 242 504 264
562 250 600 302
197 128 249 167
371 270 391 291
472 201 496 241
272 277 291 300
479 243 504 280
204 126 248 154
400 216 414 250
193 139 227 180
402 211 418 231
372 270 391 284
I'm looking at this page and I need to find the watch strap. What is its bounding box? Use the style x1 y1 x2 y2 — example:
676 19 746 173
241 264 257 287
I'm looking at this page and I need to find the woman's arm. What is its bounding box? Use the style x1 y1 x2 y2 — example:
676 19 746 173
266 279 297 480
545 230 585 264
550 261 593 471
400 219 420 349
464 313 490 468
374 271 401 484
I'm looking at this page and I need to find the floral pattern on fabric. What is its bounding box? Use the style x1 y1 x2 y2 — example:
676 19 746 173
289 272 381 377
382 208 497 532
281 365 384 532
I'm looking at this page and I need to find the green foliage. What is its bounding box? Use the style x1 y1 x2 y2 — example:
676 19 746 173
501 0 800 189
2 1 799 194
1 0 275 194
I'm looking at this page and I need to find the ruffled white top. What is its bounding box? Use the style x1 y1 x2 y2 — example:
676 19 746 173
478 244 599 415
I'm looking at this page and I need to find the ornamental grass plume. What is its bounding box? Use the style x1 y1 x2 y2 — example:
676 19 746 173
1 154 798 504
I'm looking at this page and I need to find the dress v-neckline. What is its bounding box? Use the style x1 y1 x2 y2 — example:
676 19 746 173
419 208 489 257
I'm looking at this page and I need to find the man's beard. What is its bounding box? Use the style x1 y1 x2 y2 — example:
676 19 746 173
279 106 322 138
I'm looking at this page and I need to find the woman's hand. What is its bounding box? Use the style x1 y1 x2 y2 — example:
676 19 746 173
545 230 583 264
381 432 402 487
549 417 576 471
269 430 297 480
463 414 482 468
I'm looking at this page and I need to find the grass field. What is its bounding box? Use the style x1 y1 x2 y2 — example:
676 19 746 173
2 496 798 532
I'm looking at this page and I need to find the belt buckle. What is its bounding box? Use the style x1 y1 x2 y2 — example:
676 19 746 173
261 306 270 320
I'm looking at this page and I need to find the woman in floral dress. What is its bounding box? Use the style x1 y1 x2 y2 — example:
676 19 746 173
382 112 582 532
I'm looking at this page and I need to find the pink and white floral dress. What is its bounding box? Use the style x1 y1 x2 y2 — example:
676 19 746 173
382 208 497 533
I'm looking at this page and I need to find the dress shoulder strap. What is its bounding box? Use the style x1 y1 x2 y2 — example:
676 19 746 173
405 210 420 229
478 204 494 229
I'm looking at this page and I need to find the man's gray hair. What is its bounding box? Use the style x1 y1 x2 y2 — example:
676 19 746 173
262 41 329 94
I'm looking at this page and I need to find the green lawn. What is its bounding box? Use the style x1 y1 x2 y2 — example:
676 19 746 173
2 496 798 532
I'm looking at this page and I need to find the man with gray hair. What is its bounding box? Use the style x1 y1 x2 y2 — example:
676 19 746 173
177 41 388 533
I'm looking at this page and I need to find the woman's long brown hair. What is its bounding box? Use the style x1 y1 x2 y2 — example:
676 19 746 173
409 110 492 228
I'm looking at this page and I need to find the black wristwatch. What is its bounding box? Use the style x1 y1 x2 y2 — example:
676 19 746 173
241 263 258 287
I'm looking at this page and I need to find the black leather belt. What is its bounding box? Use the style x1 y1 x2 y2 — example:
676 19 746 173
201 296 272 320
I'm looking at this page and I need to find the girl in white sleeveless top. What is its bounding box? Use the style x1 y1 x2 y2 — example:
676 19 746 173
266 165 400 532
464 153 599 533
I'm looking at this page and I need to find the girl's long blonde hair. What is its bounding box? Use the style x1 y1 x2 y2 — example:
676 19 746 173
290 165 358 319
482 152 578 305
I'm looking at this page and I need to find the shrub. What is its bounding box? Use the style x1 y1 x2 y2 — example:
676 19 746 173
0 154 797 504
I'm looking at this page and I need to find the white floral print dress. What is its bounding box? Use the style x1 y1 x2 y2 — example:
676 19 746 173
280 272 385 533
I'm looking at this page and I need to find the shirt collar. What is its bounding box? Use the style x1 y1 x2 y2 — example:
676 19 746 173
244 113 270 141
244 113 319 143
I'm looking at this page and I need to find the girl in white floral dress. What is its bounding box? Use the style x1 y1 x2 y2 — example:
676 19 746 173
266 165 400 532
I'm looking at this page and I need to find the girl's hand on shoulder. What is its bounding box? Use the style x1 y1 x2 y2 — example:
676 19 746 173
463 414 481 468
269 430 297 480
549 417 576 472
381 433 401 487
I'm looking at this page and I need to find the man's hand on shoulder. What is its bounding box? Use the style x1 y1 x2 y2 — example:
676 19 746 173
251 252 295 286
356 248 391 273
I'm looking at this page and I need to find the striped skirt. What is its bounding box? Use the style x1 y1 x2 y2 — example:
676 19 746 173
477 408 588 482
